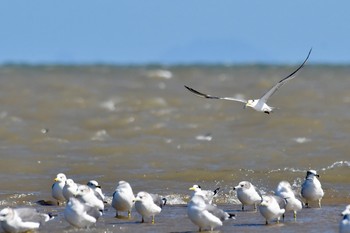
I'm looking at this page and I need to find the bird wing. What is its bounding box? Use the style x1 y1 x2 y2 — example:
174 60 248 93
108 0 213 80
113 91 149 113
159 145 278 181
15 208 49 224
259 48 312 103
184 85 247 104
253 185 263 201
150 193 167 208
205 204 231 221
273 195 287 209
85 204 103 219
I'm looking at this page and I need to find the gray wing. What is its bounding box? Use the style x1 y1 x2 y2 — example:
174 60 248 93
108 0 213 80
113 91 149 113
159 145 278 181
93 189 104 201
272 195 287 209
205 204 234 221
85 204 102 220
15 208 50 223
150 193 167 208
253 185 263 201
185 85 247 104
259 48 312 103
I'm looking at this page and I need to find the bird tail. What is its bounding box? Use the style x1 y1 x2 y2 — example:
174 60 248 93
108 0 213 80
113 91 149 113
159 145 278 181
228 213 236 219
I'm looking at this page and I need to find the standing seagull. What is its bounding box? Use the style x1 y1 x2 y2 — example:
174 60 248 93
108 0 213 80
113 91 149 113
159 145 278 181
275 181 303 219
259 195 285 225
52 173 67 205
185 48 312 114
234 181 262 211
64 197 102 228
111 181 135 218
0 207 53 233
187 195 235 232
301 170 324 208
134 191 164 224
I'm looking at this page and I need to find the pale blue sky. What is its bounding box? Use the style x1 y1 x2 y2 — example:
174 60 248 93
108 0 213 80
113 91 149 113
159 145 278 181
1 1 349 64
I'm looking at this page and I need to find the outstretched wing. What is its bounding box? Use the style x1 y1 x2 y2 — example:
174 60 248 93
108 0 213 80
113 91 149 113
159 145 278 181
184 85 247 103
259 48 312 103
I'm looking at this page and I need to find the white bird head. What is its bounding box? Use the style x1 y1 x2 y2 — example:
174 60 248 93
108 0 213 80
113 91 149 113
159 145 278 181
76 185 91 197
65 179 75 187
134 192 152 204
234 181 252 190
54 173 67 182
0 208 13 221
117 180 132 190
306 170 319 178
189 184 201 191
87 180 101 189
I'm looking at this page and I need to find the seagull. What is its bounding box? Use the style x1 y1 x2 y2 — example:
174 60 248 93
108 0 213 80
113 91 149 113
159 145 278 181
187 194 235 232
52 173 67 205
0 207 53 233
301 170 324 208
233 181 262 211
134 191 164 224
75 185 104 211
259 195 286 225
64 197 102 228
87 180 105 201
111 181 135 218
275 181 303 219
185 48 312 114
189 184 220 204
340 205 350 233
63 179 80 201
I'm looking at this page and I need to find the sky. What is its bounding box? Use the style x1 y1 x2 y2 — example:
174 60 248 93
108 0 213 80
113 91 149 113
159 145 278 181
1 1 350 65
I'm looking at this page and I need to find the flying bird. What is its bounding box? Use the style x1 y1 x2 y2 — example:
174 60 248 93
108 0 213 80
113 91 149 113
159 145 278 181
185 48 312 114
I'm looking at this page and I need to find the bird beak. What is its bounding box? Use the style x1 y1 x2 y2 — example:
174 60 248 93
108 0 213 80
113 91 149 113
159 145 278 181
189 187 195 191
54 178 59 181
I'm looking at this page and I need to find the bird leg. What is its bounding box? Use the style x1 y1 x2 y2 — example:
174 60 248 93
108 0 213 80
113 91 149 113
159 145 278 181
152 216 155 224
128 210 131 218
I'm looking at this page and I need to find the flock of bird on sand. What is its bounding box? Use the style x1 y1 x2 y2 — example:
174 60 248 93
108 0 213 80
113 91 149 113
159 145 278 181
0 48 350 232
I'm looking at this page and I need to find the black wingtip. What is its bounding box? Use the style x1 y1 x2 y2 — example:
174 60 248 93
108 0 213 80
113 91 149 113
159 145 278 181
228 213 236 219
213 187 220 195
162 197 167 207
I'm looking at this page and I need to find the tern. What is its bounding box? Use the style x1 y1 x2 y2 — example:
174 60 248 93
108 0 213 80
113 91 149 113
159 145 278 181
185 48 312 114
